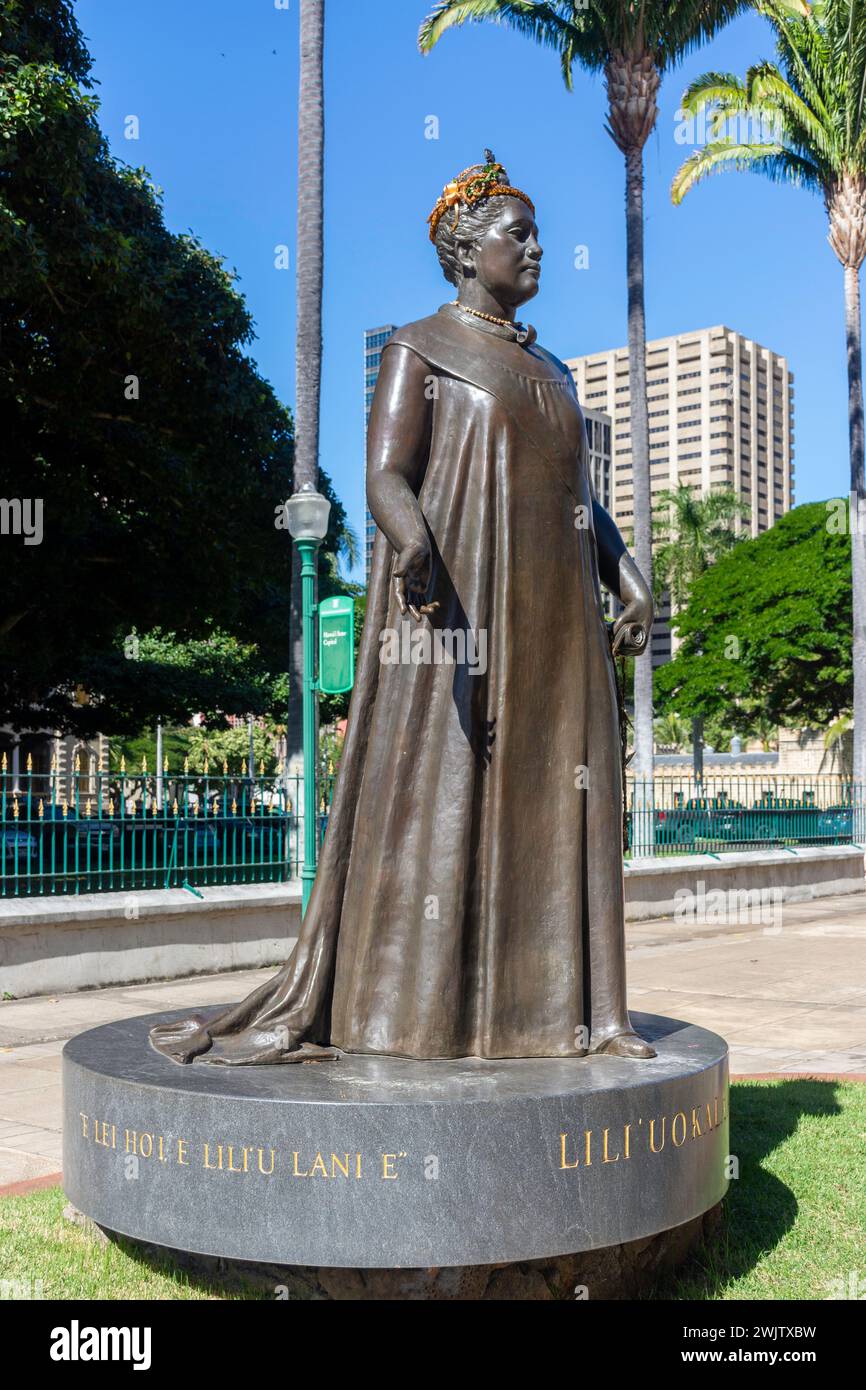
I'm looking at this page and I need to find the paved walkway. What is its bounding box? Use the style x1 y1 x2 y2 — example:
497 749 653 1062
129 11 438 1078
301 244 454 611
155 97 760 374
0 891 864 1189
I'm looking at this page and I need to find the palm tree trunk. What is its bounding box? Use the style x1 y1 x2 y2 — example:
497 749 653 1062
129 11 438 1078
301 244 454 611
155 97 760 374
625 143 655 849
287 0 325 784
844 263 866 791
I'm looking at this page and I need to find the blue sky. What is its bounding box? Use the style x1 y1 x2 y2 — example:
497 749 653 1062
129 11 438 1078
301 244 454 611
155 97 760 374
75 0 841 582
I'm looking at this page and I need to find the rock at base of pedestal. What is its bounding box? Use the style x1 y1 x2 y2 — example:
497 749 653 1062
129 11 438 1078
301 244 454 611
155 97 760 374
65 1201 723 1301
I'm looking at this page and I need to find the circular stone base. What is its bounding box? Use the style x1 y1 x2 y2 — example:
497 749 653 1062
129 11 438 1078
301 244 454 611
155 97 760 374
63 1010 729 1269
66 1200 723 1300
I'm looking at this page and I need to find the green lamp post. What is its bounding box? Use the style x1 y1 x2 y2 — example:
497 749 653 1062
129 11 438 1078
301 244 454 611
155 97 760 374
285 482 331 916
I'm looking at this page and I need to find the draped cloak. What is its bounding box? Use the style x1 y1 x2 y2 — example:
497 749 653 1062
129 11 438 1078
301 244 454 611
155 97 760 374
149 305 633 1065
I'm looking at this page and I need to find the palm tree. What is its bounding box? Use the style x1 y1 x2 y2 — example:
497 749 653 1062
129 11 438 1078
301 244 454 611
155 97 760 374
654 710 691 750
288 0 326 776
652 483 751 607
418 1 748 796
652 483 750 777
671 0 866 789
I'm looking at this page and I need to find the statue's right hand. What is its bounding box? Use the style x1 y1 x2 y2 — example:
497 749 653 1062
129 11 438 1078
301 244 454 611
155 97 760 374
393 538 439 622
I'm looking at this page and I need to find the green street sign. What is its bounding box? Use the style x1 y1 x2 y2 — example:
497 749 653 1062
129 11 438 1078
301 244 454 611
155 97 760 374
318 596 355 695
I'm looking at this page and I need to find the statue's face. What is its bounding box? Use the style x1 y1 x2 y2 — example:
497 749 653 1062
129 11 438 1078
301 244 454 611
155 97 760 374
461 196 542 308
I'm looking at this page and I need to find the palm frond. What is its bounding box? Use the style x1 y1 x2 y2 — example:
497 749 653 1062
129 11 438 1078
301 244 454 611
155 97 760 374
650 1 751 72
747 60 837 162
419 0 578 60
761 0 837 136
336 521 361 570
672 139 822 204
681 70 750 116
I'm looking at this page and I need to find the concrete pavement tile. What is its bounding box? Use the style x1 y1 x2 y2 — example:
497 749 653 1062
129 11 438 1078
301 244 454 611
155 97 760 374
0 967 279 1047
631 942 866 1006
631 990 812 1030
0 1067 59 1095
732 1005 866 1050
11 1138 63 1161
739 1049 866 1074
729 1051 806 1074
4 1040 65 1059
0 1151 59 1186
0 1088 62 1131
119 969 276 1007
0 1120 52 1141
0 1127 57 1148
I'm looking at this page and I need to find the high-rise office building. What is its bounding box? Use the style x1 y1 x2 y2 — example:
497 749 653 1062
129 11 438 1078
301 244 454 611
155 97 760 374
567 325 796 664
584 407 612 512
364 324 397 583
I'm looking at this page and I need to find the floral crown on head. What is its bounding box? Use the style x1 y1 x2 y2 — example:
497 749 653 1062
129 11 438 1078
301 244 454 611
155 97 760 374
427 150 535 243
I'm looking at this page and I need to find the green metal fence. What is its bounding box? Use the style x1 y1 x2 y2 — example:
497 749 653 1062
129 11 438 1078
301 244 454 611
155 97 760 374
1 761 863 897
626 775 866 857
0 757 335 898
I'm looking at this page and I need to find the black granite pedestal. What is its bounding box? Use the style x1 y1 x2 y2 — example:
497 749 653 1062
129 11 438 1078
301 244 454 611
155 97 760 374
63 1009 729 1271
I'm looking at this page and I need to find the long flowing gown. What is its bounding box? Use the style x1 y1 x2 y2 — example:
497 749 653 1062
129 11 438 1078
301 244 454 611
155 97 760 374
150 303 634 1065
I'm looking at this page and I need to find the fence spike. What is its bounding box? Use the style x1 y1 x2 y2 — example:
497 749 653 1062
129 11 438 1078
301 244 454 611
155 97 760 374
26 752 33 771
120 754 126 773
1 752 6 771
38 799 44 818
12 796 19 819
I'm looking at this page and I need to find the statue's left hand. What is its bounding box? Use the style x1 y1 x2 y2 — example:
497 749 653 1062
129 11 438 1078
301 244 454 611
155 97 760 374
611 555 653 658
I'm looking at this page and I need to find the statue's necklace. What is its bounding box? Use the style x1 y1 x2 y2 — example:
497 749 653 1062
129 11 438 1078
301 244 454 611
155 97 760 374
451 300 531 345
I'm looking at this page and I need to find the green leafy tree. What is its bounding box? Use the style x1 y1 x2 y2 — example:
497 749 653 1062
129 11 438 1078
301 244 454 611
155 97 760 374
655 501 853 732
672 0 866 784
653 482 751 765
87 628 281 734
185 723 281 776
419 0 749 785
0 0 352 736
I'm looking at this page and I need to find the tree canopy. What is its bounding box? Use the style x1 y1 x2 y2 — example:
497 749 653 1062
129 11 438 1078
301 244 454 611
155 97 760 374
0 0 351 736
654 500 853 731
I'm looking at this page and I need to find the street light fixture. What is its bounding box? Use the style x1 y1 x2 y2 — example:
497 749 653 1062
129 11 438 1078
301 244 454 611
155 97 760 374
285 483 332 543
285 483 331 915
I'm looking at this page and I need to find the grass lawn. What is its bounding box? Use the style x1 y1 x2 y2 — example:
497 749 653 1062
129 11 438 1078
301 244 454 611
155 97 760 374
650 1078 866 1300
0 1079 863 1300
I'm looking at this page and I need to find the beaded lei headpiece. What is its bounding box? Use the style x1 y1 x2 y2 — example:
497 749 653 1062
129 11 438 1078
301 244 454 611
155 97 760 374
427 149 535 243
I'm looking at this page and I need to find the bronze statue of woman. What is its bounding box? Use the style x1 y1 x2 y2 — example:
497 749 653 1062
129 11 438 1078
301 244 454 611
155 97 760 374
150 154 657 1066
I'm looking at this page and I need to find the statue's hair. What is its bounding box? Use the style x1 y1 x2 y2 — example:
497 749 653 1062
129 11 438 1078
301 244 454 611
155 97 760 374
433 163 521 288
